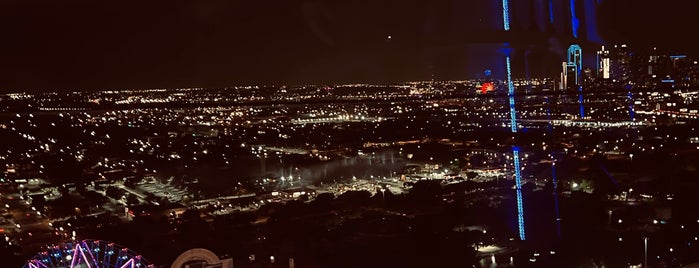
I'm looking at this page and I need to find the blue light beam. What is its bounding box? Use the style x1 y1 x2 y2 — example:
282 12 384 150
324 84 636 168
501 1 524 240
502 0 511 31
507 56 517 133
513 147 526 241
570 0 579 38
549 0 554 23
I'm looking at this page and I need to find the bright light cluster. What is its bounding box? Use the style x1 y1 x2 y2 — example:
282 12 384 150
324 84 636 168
23 240 153 268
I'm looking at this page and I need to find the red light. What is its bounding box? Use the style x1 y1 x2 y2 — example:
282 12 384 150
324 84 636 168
480 83 494 94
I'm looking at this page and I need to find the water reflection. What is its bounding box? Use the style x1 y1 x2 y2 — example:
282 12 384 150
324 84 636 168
272 150 407 184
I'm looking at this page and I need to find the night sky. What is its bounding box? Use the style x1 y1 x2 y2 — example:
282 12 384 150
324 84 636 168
0 0 696 90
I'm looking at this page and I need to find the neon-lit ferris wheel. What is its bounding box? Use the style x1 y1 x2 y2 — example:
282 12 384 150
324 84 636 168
23 240 154 268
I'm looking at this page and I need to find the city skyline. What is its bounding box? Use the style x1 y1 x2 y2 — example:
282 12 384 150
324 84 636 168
0 0 696 90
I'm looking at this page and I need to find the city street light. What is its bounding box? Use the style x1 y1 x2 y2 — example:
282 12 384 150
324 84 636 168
608 210 613 225
380 188 386 205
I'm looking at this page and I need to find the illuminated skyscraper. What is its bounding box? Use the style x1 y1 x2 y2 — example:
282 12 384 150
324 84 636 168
597 45 610 79
560 44 582 90
595 44 634 83
445 0 604 81
568 44 582 85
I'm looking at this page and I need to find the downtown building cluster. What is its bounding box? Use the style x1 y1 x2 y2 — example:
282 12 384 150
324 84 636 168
560 44 699 90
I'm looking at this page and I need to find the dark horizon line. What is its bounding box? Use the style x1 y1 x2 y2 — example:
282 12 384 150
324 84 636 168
1 77 561 94
0 42 693 94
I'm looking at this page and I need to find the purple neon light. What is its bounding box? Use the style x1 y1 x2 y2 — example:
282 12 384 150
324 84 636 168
24 239 154 268
27 261 48 268
120 259 136 268
72 242 101 268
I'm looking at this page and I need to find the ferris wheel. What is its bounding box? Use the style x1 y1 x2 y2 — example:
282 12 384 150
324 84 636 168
23 239 154 268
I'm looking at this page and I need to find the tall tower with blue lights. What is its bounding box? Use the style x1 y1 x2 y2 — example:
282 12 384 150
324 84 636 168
448 0 603 82
567 44 582 85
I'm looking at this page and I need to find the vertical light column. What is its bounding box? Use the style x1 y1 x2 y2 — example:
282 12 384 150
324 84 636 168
502 0 525 241
583 0 603 43
502 0 511 31
508 95 517 130
507 56 517 133
549 0 554 24
569 0 579 38
513 147 525 240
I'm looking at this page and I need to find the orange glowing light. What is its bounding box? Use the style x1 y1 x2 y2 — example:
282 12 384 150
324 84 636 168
480 82 494 94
